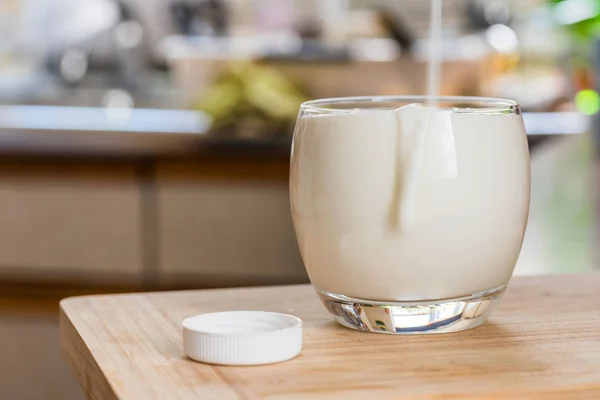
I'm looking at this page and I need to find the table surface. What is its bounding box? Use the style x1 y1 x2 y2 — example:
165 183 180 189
61 273 600 399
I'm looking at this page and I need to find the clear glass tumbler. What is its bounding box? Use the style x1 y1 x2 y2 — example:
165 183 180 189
290 96 530 334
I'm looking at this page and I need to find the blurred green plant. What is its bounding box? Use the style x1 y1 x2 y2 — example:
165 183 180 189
193 61 308 138
548 0 600 43
548 0 600 99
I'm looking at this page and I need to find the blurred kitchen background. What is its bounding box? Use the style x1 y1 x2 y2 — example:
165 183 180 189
0 0 598 398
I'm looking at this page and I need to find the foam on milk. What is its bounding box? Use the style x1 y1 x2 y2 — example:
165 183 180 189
290 105 530 301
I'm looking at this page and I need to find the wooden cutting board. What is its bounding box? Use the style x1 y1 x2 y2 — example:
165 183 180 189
60 273 600 399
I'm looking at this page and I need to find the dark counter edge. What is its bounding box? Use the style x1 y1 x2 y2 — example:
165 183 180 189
0 107 589 160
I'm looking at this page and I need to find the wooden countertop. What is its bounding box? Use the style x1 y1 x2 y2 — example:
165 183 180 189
60 273 600 399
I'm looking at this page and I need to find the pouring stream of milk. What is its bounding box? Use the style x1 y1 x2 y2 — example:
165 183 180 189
393 0 452 232
427 0 442 106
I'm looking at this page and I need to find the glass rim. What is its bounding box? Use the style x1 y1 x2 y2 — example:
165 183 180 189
300 95 520 115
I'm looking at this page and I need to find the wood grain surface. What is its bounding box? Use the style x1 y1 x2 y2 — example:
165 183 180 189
60 274 600 399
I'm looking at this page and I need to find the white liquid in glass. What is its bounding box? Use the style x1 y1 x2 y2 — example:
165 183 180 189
290 106 530 301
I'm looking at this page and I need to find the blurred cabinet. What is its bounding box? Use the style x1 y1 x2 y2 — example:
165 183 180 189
156 160 307 287
0 158 307 289
0 162 143 282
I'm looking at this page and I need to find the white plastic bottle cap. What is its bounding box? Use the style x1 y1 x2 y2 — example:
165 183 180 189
182 311 302 366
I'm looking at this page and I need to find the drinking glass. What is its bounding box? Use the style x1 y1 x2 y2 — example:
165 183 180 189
290 96 530 334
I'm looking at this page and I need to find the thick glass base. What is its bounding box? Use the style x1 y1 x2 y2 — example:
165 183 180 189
318 284 507 334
